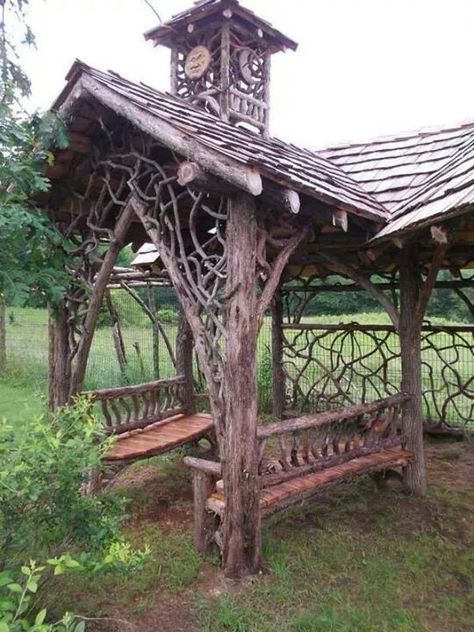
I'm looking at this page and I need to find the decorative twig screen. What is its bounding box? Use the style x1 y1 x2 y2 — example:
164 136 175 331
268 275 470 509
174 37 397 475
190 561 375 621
281 322 474 429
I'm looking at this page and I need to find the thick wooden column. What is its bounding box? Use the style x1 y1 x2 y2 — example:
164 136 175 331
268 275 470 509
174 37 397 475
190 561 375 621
399 244 426 496
0 293 5 376
176 309 195 415
222 191 262 578
271 289 285 419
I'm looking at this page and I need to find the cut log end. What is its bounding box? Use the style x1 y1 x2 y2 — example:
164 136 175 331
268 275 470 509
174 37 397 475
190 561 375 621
246 167 263 196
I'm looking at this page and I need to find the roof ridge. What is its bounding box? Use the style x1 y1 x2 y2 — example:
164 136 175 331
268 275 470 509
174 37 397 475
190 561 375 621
320 119 474 154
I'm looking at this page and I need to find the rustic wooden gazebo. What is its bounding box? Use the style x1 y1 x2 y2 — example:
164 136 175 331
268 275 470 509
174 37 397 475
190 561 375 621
42 0 473 578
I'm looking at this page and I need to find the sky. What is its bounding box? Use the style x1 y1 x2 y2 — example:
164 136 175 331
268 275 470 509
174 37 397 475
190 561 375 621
18 0 474 149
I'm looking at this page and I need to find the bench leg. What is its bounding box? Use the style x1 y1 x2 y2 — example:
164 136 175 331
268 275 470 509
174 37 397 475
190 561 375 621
192 470 218 553
86 466 103 495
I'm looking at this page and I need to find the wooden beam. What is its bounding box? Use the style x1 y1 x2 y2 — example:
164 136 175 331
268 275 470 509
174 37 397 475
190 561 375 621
318 253 400 329
263 182 300 214
280 279 474 294
60 77 264 197
69 200 135 396
177 161 300 213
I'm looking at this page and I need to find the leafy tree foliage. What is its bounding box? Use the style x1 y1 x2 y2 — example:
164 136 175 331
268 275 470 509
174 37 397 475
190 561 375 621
0 0 69 305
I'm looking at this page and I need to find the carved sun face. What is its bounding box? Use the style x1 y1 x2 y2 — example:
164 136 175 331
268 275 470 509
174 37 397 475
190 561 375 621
184 46 212 80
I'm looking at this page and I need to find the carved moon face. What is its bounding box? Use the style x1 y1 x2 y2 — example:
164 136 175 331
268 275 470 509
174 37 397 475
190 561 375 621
184 46 212 80
239 49 259 85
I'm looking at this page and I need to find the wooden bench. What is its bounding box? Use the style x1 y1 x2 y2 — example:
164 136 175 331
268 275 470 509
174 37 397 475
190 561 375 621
86 376 214 464
184 393 412 551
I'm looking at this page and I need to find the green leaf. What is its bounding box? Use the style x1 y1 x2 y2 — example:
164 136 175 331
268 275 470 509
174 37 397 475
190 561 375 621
0 572 13 588
26 578 38 593
7 583 23 593
0 621 10 632
34 608 47 625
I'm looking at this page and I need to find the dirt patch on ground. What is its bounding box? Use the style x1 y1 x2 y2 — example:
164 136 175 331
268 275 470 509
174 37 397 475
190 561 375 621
86 594 199 632
426 441 474 491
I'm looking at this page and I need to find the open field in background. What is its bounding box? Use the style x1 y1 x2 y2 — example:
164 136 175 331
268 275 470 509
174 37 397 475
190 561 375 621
2 305 473 424
0 380 44 422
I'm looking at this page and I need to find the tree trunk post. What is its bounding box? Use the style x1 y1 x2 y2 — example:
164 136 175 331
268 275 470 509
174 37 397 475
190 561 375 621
222 192 262 578
271 289 285 419
192 470 218 552
176 309 195 415
0 293 6 376
147 285 160 379
399 244 426 496
48 303 71 411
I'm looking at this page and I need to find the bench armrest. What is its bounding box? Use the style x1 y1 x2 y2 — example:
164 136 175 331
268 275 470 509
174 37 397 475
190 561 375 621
257 393 410 439
183 456 222 477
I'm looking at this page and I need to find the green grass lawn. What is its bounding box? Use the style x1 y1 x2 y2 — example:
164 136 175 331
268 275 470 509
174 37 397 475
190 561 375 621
0 378 45 421
0 338 472 630
46 443 473 632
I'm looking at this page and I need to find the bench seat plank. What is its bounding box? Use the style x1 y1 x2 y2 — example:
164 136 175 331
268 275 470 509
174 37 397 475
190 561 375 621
207 447 412 516
105 412 214 462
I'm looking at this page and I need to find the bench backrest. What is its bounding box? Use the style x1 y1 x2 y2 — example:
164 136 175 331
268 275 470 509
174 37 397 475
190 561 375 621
256 393 410 486
86 376 187 435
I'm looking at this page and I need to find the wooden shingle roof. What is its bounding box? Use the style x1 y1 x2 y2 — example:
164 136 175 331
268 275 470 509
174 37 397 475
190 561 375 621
53 61 387 222
321 121 474 240
52 60 474 242
144 0 298 51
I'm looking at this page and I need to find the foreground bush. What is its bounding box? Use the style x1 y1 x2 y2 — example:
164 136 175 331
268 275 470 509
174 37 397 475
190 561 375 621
0 396 124 567
0 562 83 631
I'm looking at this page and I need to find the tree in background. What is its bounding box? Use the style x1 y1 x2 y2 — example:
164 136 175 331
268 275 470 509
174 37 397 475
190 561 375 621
0 0 69 306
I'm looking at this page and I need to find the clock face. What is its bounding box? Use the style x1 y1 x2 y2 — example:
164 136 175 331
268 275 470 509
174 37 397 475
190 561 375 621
184 46 212 80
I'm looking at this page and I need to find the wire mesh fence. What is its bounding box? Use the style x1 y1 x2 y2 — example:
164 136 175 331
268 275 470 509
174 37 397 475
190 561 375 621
2 290 473 427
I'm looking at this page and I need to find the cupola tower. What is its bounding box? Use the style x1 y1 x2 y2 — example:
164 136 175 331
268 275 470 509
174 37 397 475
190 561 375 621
144 0 297 136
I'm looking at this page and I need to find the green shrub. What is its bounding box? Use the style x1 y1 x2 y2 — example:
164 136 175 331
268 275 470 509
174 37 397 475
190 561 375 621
0 562 83 631
156 308 179 325
0 396 125 567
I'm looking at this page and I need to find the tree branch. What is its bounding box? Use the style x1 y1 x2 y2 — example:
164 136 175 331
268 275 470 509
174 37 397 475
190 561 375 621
318 252 400 330
257 227 308 326
415 243 449 326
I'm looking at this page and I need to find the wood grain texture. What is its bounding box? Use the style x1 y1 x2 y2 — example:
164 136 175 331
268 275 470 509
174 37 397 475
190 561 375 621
207 448 413 516
104 413 214 462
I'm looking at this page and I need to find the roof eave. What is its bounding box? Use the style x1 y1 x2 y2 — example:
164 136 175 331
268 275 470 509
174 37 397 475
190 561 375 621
143 2 298 52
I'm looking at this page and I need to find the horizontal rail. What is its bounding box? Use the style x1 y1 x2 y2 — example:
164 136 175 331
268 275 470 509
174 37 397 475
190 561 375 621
282 323 474 334
85 375 185 401
281 279 474 294
183 457 222 476
257 393 410 440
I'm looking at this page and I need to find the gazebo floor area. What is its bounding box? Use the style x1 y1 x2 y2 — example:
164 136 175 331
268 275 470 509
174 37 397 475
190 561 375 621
104 412 214 462
52 439 473 631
